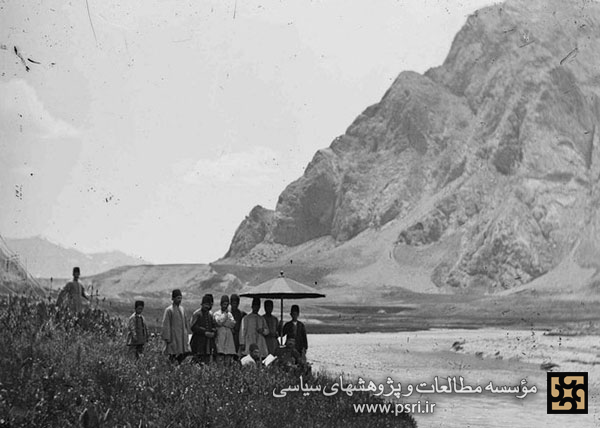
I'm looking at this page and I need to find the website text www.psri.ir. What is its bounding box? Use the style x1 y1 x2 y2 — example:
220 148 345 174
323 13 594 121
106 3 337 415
353 400 436 416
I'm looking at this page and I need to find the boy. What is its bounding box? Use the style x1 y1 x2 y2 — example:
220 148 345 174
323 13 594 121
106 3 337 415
127 300 148 359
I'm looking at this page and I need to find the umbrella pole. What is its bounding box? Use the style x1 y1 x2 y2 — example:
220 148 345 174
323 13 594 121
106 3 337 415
279 298 284 346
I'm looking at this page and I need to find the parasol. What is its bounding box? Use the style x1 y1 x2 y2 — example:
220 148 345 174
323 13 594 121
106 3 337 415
239 271 325 344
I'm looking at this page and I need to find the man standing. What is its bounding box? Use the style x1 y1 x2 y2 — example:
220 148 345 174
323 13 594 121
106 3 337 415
263 300 279 355
281 305 308 360
189 294 216 364
230 294 246 357
161 289 191 363
239 297 269 359
57 267 89 313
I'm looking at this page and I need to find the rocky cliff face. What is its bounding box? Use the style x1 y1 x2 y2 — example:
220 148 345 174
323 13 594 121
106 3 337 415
224 0 600 293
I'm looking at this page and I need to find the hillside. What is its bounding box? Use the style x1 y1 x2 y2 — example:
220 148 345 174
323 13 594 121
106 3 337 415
222 0 600 300
86 263 244 304
5 236 149 278
0 236 46 296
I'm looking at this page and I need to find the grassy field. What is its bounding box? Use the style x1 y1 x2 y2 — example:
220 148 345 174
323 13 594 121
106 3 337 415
0 295 416 428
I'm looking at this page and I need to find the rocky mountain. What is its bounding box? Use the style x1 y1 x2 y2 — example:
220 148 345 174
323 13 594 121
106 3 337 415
5 236 149 278
222 0 600 296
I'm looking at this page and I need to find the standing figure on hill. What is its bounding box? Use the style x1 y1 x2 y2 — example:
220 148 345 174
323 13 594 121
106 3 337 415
263 300 279 355
230 294 246 357
281 305 308 361
127 300 148 359
190 294 217 364
161 289 191 363
56 267 89 314
213 295 237 365
239 297 269 359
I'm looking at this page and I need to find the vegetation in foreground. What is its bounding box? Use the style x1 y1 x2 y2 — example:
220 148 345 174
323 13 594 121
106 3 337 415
0 296 416 428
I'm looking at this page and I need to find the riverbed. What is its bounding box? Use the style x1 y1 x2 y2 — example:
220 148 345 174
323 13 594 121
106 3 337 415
308 329 600 427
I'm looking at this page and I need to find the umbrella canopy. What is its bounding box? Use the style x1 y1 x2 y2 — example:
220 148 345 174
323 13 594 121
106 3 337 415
239 274 325 300
239 272 325 345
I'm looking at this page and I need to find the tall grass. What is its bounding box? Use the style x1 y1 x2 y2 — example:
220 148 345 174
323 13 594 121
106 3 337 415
0 296 416 428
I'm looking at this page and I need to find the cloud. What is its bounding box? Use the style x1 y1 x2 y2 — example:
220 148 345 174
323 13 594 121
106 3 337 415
184 146 284 186
0 79 80 139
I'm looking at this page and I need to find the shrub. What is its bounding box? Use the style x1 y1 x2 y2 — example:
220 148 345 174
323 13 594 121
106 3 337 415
0 297 416 428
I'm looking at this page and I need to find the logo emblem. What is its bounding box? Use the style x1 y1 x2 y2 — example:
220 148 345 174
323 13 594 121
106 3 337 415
547 372 588 414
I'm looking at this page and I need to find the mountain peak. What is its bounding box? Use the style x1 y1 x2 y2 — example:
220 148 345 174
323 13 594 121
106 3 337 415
224 0 600 295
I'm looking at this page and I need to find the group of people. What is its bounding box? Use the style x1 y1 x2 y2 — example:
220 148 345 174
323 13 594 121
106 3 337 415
157 289 309 372
57 267 310 373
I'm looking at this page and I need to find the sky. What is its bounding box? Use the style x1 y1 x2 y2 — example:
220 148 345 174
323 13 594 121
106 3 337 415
0 0 495 264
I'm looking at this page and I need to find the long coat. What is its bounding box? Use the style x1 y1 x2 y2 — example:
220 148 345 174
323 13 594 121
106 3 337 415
231 308 246 353
127 313 148 346
57 280 87 313
161 304 191 355
190 308 217 356
239 313 269 358
263 314 279 355
213 309 236 355
282 320 308 354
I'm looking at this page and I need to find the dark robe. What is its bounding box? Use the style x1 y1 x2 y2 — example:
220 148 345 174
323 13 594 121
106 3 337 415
263 313 279 355
231 308 246 353
282 320 308 354
190 308 216 356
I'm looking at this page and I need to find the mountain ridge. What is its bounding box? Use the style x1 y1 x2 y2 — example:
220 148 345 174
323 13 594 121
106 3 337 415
5 236 149 278
222 0 600 297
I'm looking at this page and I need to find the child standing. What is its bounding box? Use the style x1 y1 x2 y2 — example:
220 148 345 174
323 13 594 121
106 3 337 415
127 300 148 359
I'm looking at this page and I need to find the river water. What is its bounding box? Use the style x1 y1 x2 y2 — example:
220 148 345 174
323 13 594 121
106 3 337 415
308 329 600 428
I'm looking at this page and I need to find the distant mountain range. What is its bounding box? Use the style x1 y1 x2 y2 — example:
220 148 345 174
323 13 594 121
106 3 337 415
5 236 149 278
